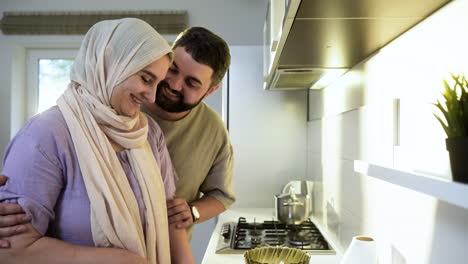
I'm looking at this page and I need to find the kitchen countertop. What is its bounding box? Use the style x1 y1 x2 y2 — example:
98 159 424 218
201 208 342 264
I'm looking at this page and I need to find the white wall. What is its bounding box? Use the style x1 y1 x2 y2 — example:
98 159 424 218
308 0 468 263
0 0 268 166
229 45 308 208
199 44 309 260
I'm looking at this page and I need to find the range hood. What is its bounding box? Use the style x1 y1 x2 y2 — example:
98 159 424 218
264 0 452 90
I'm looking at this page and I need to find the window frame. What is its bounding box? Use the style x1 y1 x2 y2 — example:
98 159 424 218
25 48 77 121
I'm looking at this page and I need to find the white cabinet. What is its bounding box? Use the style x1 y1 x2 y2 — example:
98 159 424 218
262 0 303 90
263 0 288 79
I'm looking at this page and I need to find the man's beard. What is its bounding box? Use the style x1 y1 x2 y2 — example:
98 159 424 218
155 81 204 113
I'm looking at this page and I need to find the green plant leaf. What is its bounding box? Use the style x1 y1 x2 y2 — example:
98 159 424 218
433 73 468 138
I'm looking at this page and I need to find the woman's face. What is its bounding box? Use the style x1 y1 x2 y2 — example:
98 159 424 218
111 55 171 117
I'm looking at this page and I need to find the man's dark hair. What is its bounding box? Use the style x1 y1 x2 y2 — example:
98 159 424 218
173 27 231 87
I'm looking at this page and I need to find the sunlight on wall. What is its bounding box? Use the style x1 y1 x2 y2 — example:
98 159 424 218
310 69 348 90
359 0 468 178
320 113 343 225
322 71 364 117
323 0 468 178
321 115 343 178
314 0 468 262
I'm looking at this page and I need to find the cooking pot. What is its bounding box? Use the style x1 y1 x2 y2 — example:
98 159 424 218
275 186 311 225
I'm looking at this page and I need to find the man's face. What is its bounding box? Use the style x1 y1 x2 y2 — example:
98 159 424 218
155 47 218 113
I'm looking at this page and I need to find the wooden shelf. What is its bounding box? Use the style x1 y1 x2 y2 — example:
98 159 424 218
354 160 468 210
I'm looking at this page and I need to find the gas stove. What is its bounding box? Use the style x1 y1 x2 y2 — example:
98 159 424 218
215 217 336 254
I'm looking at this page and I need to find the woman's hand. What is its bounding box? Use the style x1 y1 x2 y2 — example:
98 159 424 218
168 222 195 264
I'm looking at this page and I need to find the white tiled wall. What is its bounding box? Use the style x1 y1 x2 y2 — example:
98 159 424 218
229 45 309 208
307 0 468 263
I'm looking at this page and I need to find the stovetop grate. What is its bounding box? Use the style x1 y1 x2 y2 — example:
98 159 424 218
232 217 330 251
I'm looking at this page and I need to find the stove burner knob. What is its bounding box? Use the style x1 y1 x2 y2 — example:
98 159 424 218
221 224 231 239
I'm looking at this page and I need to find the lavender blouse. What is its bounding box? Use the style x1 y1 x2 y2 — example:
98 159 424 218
0 107 178 246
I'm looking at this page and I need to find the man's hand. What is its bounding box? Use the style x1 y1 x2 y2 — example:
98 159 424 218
166 197 193 229
0 174 32 248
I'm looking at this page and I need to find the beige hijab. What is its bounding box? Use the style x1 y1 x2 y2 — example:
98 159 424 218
57 18 173 264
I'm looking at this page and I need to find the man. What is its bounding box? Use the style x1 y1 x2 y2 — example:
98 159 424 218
148 27 235 234
0 26 235 246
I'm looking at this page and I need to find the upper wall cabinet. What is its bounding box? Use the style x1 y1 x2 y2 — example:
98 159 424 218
263 0 452 91
263 0 287 79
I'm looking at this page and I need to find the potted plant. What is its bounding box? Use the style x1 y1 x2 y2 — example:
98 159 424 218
433 73 468 183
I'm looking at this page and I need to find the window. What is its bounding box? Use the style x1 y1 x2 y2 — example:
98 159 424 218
37 59 74 113
26 49 77 119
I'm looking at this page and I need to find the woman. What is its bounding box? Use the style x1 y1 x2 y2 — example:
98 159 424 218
0 18 194 264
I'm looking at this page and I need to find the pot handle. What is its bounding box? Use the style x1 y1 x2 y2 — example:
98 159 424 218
281 182 295 194
282 201 304 206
